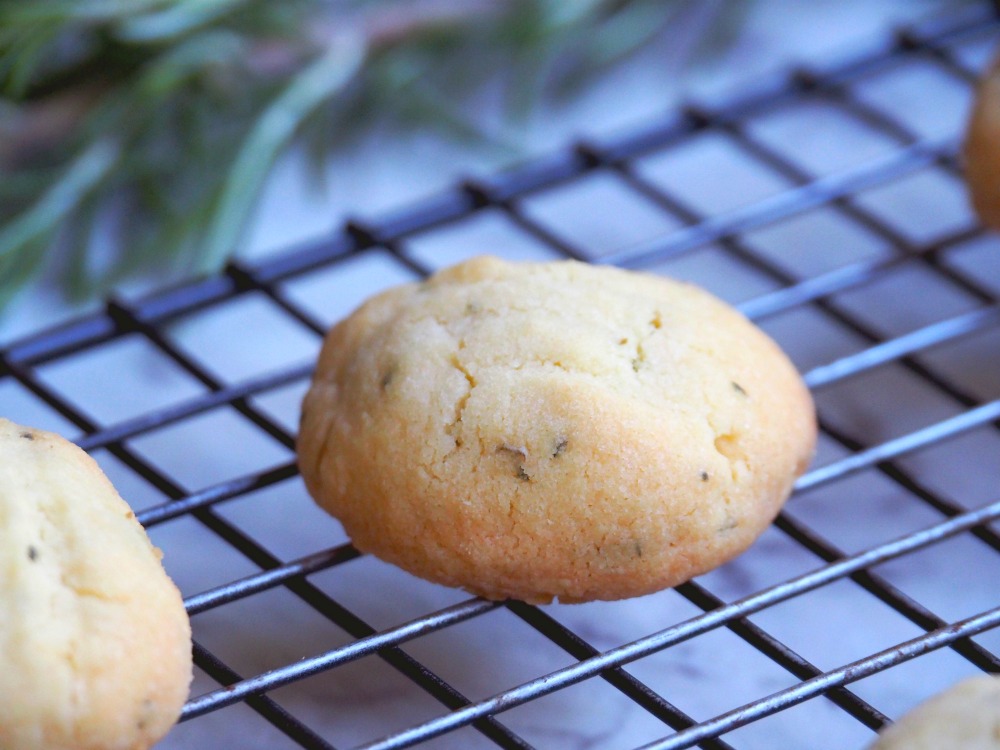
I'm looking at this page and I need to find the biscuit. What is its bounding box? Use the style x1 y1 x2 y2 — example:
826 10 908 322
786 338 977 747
0 418 192 750
298 256 816 603
868 675 1000 749
965 52 1000 229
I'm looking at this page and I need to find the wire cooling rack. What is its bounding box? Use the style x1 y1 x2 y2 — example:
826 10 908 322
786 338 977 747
3 4 1000 749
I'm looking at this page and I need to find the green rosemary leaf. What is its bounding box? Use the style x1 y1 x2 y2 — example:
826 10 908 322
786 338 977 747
0 25 60 97
541 0 610 29
552 1 684 97
577 2 680 69
63 192 105 301
0 236 49 311
0 139 118 261
198 32 365 273
0 177 52 202
132 29 246 99
115 0 255 43
131 198 214 279
0 0 170 24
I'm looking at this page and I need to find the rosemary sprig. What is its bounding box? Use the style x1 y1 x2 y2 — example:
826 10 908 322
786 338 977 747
0 0 712 309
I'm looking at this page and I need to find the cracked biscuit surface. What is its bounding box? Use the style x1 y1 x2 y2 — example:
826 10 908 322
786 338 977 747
0 418 191 750
298 256 816 603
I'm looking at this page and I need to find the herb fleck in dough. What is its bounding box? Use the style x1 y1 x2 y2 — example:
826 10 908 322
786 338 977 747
299 256 816 603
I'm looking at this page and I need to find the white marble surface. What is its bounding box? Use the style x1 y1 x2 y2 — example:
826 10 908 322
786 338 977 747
3 2 1000 749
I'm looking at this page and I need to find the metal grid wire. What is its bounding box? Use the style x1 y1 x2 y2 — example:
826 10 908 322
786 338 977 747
3 4 1000 749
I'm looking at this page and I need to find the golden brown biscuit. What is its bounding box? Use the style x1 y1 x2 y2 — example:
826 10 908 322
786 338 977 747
298 257 816 603
0 418 192 750
965 52 1000 229
869 675 1000 749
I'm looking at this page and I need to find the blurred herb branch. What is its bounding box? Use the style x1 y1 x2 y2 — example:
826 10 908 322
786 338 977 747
0 0 732 309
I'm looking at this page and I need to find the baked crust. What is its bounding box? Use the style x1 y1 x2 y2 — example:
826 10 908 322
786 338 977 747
299 256 816 603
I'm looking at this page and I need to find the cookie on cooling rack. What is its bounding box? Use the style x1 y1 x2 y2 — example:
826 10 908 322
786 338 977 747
868 674 1000 749
298 256 816 604
965 52 1000 229
0 418 192 750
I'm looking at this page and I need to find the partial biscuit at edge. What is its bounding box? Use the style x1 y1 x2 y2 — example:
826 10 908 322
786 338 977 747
0 418 192 750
